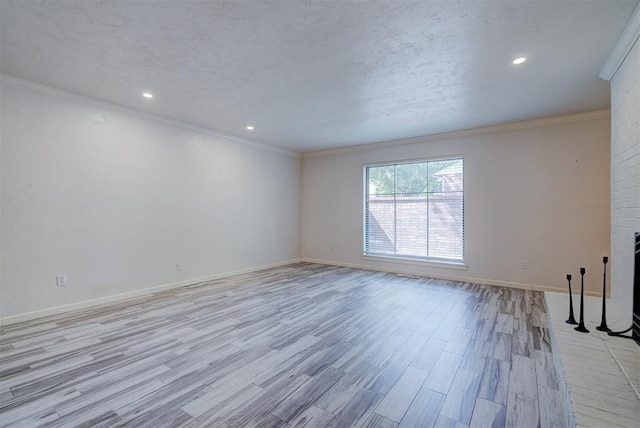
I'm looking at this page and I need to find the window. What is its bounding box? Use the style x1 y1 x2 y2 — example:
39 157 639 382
364 157 464 263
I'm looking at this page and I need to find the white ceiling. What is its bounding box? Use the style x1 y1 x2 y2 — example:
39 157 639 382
1 1 637 153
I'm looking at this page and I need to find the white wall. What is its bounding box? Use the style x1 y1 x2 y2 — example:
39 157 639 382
0 79 301 321
302 114 611 294
610 35 639 317
0 76 616 323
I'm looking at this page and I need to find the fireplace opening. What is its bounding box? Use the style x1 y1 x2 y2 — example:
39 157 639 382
633 232 639 345
608 232 640 346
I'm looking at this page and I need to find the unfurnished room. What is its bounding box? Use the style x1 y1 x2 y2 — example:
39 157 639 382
0 1 639 427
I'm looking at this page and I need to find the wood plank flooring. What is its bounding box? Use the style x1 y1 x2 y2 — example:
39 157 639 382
0 263 567 427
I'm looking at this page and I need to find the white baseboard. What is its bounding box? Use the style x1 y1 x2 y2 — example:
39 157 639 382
1 259 302 326
301 257 602 297
2 257 602 326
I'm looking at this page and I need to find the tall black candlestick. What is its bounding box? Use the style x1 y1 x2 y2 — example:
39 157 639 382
596 257 611 332
575 267 589 333
565 274 577 324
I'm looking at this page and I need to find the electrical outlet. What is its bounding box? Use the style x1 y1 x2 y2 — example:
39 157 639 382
522 260 529 269
56 274 67 286
176 262 183 271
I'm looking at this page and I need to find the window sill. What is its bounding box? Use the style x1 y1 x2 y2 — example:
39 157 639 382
361 254 468 271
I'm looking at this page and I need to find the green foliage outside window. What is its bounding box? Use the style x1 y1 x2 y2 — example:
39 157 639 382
368 159 461 195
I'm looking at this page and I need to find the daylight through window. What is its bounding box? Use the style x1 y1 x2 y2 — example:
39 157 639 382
364 158 464 262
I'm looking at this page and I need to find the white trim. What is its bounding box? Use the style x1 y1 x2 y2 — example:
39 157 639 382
363 156 465 265
0 259 302 326
0 74 301 159
362 153 464 168
303 110 610 158
1 74 612 159
302 258 603 297
361 255 468 271
600 3 640 81
2 259 606 325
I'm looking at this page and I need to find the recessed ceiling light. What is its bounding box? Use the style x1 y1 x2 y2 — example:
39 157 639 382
142 92 153 99
246 125 254 131
512 57 526 65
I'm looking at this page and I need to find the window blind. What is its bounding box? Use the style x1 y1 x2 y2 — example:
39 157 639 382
364 158 464 262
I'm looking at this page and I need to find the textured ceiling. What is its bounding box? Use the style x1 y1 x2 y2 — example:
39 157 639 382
1 0 637 153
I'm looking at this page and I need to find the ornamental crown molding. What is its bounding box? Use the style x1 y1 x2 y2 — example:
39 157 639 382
600 3 640 81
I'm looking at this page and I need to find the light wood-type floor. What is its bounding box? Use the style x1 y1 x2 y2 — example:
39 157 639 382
0 263 567 427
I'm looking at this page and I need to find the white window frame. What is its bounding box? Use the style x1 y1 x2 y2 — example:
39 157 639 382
363 156 465 265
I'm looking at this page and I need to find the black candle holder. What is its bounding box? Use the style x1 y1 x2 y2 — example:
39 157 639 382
596 256 611 332
575 267 589 333
565 274 577 325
